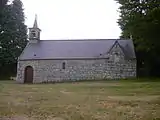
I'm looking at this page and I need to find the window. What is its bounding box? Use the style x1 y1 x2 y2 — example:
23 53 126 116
62 62 66 69
31 30 36 38
32 32 36 37
114 52 118 56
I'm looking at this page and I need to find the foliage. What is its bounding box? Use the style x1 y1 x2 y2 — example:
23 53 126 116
0 0 27 78
115 0 160 76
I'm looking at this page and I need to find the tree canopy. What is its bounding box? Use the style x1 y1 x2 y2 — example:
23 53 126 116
115 0 160 76
0 0 27 78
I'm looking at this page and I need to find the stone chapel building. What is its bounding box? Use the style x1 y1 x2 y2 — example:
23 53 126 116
16 16 137 83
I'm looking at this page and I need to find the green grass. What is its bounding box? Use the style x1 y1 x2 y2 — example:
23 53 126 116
0 80 160 120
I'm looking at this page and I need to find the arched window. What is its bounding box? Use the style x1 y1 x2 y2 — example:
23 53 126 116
62 62 66 69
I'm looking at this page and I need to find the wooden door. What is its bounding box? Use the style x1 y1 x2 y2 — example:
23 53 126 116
24 66 33 83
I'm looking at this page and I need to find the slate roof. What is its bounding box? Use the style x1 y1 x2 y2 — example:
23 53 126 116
19 39 136 60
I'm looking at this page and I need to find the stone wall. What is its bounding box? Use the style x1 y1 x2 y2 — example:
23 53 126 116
16 58 136 83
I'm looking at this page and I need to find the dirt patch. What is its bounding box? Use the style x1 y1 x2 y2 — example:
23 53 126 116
98 100 118 109
0 116 29 120
60 91 73 94
60 89 73 95
108 95 160 101
52 117 65 120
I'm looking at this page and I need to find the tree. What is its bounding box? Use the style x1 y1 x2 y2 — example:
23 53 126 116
0 0 27 78
0 0 10 67
0 0 8 9
9 0 28 62
115 0 160 77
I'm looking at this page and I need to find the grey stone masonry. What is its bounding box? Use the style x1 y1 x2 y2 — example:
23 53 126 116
16 42 136 83
16 58 136 83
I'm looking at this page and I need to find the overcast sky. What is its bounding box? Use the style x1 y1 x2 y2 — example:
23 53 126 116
21 0 121 40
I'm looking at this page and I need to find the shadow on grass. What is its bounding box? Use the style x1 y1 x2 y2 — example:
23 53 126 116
36 78 160 85
121 77 160 82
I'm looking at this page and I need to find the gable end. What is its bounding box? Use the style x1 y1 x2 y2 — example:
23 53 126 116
108 40 133 60
108 41 125 56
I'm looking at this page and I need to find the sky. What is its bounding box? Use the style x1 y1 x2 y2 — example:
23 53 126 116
21 0 121 40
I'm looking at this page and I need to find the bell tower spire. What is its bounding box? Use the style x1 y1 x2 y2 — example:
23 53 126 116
29 14 41 43
33 14 38 28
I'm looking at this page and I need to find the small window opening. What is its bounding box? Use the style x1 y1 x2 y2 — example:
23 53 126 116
31 31 36 38
32 32 36 37
62 62 66 69
115 52 118 55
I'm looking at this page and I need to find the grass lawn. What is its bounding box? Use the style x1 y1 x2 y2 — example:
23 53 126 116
0 80 160 120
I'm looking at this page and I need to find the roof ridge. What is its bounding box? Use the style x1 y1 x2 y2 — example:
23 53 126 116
39 39 130 41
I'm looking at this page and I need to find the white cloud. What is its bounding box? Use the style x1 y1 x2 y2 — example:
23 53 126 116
22 0 121 40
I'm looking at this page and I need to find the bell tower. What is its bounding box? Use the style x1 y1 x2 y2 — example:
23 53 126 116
29 15 41 43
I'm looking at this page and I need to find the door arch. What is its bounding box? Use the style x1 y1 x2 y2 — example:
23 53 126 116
24 66 33 83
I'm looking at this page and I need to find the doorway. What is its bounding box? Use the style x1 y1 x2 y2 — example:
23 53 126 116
24 66 33 83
